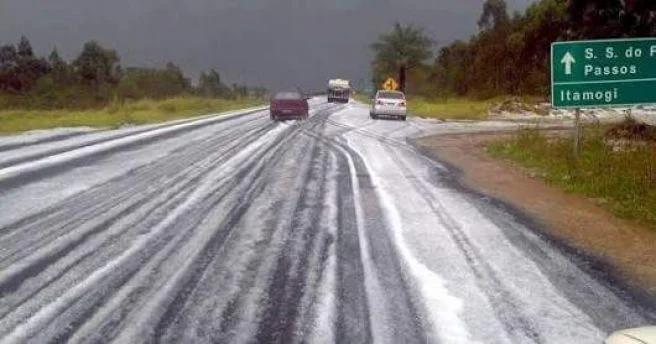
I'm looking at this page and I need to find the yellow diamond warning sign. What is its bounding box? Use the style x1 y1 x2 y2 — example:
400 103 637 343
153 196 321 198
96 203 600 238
382 78 399 91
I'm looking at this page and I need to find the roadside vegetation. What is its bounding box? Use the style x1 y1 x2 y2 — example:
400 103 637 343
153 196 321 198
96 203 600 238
487 120 656 227
353 93 371 105
357 94 549 121
353 93 490 120
370 1 656 119
408 98 494 121
0 37 267 134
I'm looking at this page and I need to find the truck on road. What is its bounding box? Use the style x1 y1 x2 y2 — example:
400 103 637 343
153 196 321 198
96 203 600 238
327 79 351 103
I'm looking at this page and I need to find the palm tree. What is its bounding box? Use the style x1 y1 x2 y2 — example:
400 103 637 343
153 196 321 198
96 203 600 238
371 23 432 93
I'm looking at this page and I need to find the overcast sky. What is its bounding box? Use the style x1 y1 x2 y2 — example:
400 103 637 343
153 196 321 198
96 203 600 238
0 0 533 90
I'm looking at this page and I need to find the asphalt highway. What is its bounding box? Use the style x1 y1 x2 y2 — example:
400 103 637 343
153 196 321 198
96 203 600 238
0 99 653 343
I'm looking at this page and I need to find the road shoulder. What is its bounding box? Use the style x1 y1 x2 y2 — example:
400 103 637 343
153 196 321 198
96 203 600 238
413 131 656 299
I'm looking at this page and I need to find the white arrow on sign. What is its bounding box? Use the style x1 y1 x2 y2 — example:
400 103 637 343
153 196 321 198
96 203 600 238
561 51 576 75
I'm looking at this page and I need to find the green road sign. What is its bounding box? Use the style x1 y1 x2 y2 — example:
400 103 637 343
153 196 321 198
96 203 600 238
551 37 656 108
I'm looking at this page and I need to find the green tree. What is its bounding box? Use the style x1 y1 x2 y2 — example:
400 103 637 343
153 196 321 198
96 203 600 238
198 69 228 97
0 44 19 91
0 37 50 93
432 0 568 97
73 41 120 86
48 48 71 84
434 41 472 95
626 0 656 36
566 0 656 38
251 87 268 98
231 83 249 98
117 63 191 100
165 62 190 90
370 23 432 93
478 0 510 30
17 36 34 58
566 0 623 38
517 0 567 93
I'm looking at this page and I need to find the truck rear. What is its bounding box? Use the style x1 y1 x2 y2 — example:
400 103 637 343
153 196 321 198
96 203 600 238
327 79 351 103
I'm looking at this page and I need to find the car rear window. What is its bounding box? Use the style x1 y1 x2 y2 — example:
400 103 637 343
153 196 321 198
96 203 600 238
274 92 302 100
377 92 404 99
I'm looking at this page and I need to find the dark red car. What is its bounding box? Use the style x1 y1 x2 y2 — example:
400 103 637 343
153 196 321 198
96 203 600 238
270 91 309 121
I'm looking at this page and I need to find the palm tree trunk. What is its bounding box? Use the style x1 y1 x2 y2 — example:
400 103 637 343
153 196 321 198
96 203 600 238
399 65 406 93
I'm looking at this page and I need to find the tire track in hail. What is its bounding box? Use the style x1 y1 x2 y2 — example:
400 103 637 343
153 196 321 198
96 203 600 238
0 119 276 336
285 115 342 343
334 140 429 342
0 115 270 251
0 119 292 343
296 114 381 343
312 112 432 342
0 131 95 154
0 114 268 240
254 109 375 342
384 143 542 342
142 122 313 344
253 116 332 343
0 108 265 171
155 106 343 343
58 139 284 344
0 119 275 322
0 119 274 293
1 104 348 338
0 154 220 323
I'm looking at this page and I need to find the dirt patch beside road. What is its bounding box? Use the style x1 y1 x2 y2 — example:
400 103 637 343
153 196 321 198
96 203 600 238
415 131 656 297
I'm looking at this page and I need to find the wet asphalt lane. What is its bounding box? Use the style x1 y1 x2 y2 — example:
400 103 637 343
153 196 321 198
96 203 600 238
0 100 653 343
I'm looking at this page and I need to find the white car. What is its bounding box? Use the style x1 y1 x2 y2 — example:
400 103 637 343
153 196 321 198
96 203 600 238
606 327 656 344
370 90 407 121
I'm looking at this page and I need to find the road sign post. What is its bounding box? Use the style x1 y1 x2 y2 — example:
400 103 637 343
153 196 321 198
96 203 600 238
552 38 656 158
552 37 656 108
573 108 581 158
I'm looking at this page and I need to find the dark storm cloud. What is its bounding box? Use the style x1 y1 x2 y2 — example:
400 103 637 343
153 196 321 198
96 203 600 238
0 0 533 90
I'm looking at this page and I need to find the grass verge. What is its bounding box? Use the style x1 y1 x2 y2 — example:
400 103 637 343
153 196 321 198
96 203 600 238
353 93 371 104
354 95 495 120
408 97 496 120
0 96 265 134
487 125 656 227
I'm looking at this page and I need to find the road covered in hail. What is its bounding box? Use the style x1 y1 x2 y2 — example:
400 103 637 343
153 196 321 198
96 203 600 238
0 99 653 343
